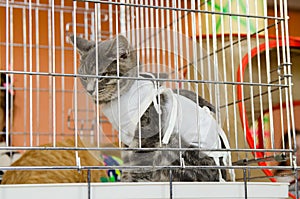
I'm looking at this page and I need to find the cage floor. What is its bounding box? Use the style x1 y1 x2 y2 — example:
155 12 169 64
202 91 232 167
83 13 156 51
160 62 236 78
0 182 289 199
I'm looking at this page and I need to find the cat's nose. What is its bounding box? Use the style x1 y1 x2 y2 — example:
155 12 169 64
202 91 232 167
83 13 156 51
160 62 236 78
86 82 95 95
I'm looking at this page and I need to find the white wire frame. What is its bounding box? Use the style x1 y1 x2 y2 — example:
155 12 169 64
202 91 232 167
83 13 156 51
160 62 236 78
0 0 296 191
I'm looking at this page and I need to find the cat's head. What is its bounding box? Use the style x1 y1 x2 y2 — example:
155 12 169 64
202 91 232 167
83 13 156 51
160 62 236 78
69 35 138 103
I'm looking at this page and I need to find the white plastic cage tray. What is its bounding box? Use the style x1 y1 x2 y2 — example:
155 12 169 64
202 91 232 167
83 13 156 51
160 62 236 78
0 182 289 199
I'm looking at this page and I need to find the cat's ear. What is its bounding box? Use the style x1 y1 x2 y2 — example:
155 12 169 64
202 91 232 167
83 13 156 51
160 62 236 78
106 35 130 60
69 35 95 56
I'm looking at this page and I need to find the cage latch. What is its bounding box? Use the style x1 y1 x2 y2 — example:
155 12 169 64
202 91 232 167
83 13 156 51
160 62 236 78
277 62 293 78
76 151 82 173
180 157 186 168
292 154 297 173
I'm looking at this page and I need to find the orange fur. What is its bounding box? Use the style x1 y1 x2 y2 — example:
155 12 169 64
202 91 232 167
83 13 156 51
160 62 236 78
1 137 108 184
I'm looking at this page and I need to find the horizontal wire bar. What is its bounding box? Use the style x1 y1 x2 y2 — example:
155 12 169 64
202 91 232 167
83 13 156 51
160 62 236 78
0 165 296 171
236 173 293 181
0 42 74 50
0 70 288 87
0 2 102 14
0 146 294 153
232 154 288 166
220 86 283 108
0 86 76 93
74 0 285 20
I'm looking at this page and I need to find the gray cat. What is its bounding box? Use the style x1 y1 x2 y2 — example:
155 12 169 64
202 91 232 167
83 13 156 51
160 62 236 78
70 35 230 182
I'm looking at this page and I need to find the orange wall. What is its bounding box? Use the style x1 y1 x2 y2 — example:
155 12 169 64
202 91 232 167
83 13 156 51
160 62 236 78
0 1 113 146
268 8 300 37
288 10 300 37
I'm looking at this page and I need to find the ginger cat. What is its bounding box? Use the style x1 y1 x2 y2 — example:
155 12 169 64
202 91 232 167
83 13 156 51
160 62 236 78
1 137 108 184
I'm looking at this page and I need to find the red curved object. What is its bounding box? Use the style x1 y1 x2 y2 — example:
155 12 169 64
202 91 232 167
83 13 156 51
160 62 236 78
236 36 300 199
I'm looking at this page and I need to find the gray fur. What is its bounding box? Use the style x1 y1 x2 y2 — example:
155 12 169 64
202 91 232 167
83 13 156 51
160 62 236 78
70 35 226 182
173 89 216 113
70 35 138 103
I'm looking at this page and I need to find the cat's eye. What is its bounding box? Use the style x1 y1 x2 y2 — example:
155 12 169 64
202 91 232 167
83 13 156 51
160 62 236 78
101 72 117 76
101 72 109 76
120 53 128 59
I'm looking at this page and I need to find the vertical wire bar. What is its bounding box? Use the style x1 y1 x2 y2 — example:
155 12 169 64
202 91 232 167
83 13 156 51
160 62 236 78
278 0 288 151
98 3 102 40
91 11 94 40
48 0 53 143
236 0 249 162
160 0 166 74
150 0 155 73
211 1 223 180
160 0 167 145
126 0 131 41
95 4 100 147
87 169 91 199
177 0 184 89
134 0 142 148
92 4 100 147
243 168 248 198
73 1 78 148
120 0 126 34
236 1 246 149
191 0 201 149
228 0 238 154
204 1 212 102
35 0 40 145
22 4 27 146
169 170 173 199
166 1 172 88
130 0 135 47
84 2 89 143
172 0 181 159
108 1 114 141
5 0 9 146
219 0 230 137
196 1 204 99
236 0 247 153
185 0 191 91
278 0 291 153
60 0 65 140
9 0 14 146
51 0 56 147
255 0 265 152
140 0 144 66
283 0 295 151
109 0 113 38
172 0 180 97
296 167 299 199
274 0 286 152
145 0 150 72
283 0 295 165
116 4 122 148
155 0 162 146
211 0 221 123
94 3 100 139
29 0 33 147
245 0 256 153
263 0 275 151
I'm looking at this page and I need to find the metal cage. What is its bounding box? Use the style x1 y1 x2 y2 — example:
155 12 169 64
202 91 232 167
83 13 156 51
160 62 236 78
0 0 296 198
